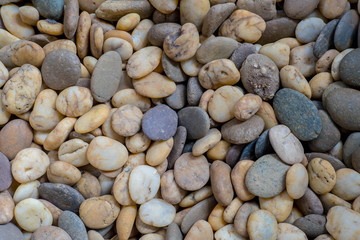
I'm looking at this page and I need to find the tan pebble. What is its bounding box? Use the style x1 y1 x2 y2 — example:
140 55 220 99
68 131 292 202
132 72 176 98
56 86 93 117
185 220 213 240
116 13 140 31
181 56 203 77
98 174 114 195
127 46 162 79
316 49 339 73
1 4 35 39
43 39 77 55
90 23 103 59
208 85 244 123
284 207 303 224
219 9 265 43
104 30 133 44
192 128 221 157
63 0 79 39
132 19 154 51
199 89 214 112
276 37 301 50
326 206 360 240
331 48 353 81
259 190 294 222
15 198 52 232
11 40 45 67
103 37 133 61
101 109 124 143
0 29 19 49
101 167 123 179
18 6 39 26
37 19 64 36
308 158 336 194
206 140 231 161
30 89 63 131
0 61 9 88
290 42 317 78
47 161 81 185
150 0 178 14
208 204 227 231
180 0 209 30
43 117 77 151
58 138 89 167
112 89 151 112
314 234 335 240
76 11 91 59
259 42 290 69
234 202 260 238
74 104 110 134
125 132 151 153
319 0 348 19
0 191 14 224
139 198 176 227
179 186 213 208
234 93 262 121
214 224 244 240
88 230 104 240
83 56 97 74
319 192 351 211
75 172 101 199
211 161 234 207
309 72 334 99
111 105 143 137
0 90 11 125
286 163 308 199
280 65 312 98
223 197 243 224
163 23 199 62
247 210 278 240
256 101 278 130
332 168 360 201
198 59 240 89
160 170 186 205
146 138 173 166
231 160 255 201
33 130 49 146
13 180 40 203
277 223 307 240
116 205 137 240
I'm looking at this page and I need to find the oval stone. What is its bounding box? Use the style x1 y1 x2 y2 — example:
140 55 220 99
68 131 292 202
283 0 320 19
339 48 360 88
0 152 11 191
196 37 238 64
245 154 290 198
32 0 64 20
314 19 339 58
58 211 88 240
91 51 122 102
178 107 210 140
139 198 176 227
293 214 327 239
295 188 324 215
334 10 359 52
162 51 187 83
273 88 322 141
167 126 187 169
254 129 274 158
0 222 24 240
247 210 278 240
296 17 325 43
326 206 360 240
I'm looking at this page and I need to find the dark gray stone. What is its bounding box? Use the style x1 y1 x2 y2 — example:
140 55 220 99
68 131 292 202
165 84 186 110
0 152 11 191
273 88 322 141
142 104 178 141
257 17 298 45
0 223 24 240
162 52 187 83
255 129 274 158
295 188 324 215
182 142 195 154
178 107 210 140
187 77 203 106
225 145 244 168
59 211 88 240
322 81 349 110
230 43 257 69
305 153 346 171
240 138 258 160
148 23 181 47
343 132 360 168
195 37 238 64
339 48 360 87
293 214 327 239
314 19 339 58
334 10 359 52
32 0 64 20
167 126 187 169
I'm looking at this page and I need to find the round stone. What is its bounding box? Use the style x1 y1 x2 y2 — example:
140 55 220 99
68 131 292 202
277 223 307 240
58 211 88 240
142 104 178 141
334 10 359 52
32 226 72 240
32 0 64 20
326 206 360 240
259 190 293 222
139 198 176 227
0 152 11 191
273 88 322 141
296 17 326 44
293 214 327 239
178 107 210 140
339 48 360 88
129 165 160 204
332 168 360 201
245 154 290 198
41 49 81 90
0 223 24 240
247 210 278 240
165 84 186 110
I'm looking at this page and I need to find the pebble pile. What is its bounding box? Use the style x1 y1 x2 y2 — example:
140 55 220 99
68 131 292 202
0 0 360 240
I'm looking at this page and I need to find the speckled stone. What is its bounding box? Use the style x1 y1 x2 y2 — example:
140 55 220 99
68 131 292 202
240 138 257 161
178 107 210 140
165 84 186 110
257 17 297 45
58 211 88 240
295 188 324 215
339 48 360 88
162 52 187 83
305 153 345 171
245 154 290 198
229 43 257 69
0 223 24 240
293 214 327 239
39 183 85 212
32 0 64 20
334 10 359 52
167 126 187 169
273 88 322 141
314 19 339 58
255 129 274 158
142 104 178 141
187 77 204 106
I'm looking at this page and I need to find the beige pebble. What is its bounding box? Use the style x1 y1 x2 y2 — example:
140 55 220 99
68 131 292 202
88 230 104 240
116 13 140 31
192 128 221 157
15 198 52 232
247 210 278 240
103 37 133 61
234 93 262 121
259 190 294 222
0 29 19 49
308 158 336 194
181 57 203 77
259 42 290 69
139 198 176 227
11 40 45 67
214 224 244 240
146 138 173 166
326 206 360 240
47 161 81 185
332 168 360 201
136 211 160 234
256 101 278 130
179 186 213 208
43 39 77 55
286 163 308 199
0 90 11 125
127 46 162 79
58 138 89 167
207 140 231 161
199 89 214 112
211 161 234 207
223 197 243 224
132 19 154 51
208 85 244 123
139 234 164 240
90 23 103 59
116 205 137 240
180 0 209 30
0 191 14 224
133 72 176 98
234 202 260 238
100 109 124 143
111 105 143 137
56 86 93 117
98 174 114 195
173 208 191 227
276 37 301 50
208 204 227 231
87 136 128 171
1 4 35 39
75 172 101 199
83 56 97 74
0 61 9 88
104 29 133 44
231 160 255 201
112 89 151 112
43 117 77 151
319 0 348 19
314 234 335 240
277 223 307 240
319 192 351 211
33 130 49 146
280 65 312 99
160 170 186 205
331 48 353 81
290 42 317 78
185 220 213 240
79 195 120 229
13 180 40 203
74 104 110 134
125 132 151 153
37 19 64 36
316 49 339 73
219 9 265 43
76 11 91 59
309 72 334 99
11 148 50 183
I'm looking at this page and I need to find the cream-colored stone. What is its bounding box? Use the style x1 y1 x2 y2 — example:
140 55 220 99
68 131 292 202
13 180 40 203
309 72 334 99
0 191 14 224
127 46 162 79
277 223 307 240
74 104 110 134
332 168 360 201
286 163 308 199
132 19 154 51
103 37 133 61
308 158 336 194
146 138 173 166
37 19 64 36
116 13 140 31
1 4 35 39
139 198 176 227
259 190 294 222
223 198 243 223
259 42 290 69
326 206 360 240
133 72 176 98
43 117 77 151
181 56 203 77
280 65 312 98
112 89 151 112
125 132 151 153
247 210 277 240
47 161 81 185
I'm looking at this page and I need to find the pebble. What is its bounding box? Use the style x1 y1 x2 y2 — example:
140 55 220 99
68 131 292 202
39 183 85 212
314 19 339 58
284 0 320 19
202 3 236 37
112 89 151 112
240 138 257 160
139 198 176 227
32 226 72 240
293 214 327 239
111 105 143 137
196 37 238 64
179 0 210 30
295 188 324 215
290 42 317 78
240 54 280 100
32 0 64 20
257 17 297 45
63 0 79 39
339 48 360 88
187 77 203 106
184 220 212 240
254 129 274 158
166 223 183 240
127 46 162 79
277 223 307 240
56 86 93 118
1 4 35 39
192 128 221 156
286 163 308 200
319 192 351 212
178 107 210 140
334 10 359 52
247 210 278 240
58 211 88 240
308 158 336 194
0 152 11 191
214 224 244 240
332 168 360 200
273 88 322 141
245 154 290 198
0 222 24 240
165 84 186 110
236 0 276 21
319 0 348 19
269 124 304 165
296 17 326 43
41 49 81 90
0 191 14 224
11 40 45 67
226 145 243 167
258 42 290 69
259 190 293 222
230 43 257 69
211 161 233 206
142 104 178 141
162 52 187 83
132 72 176 98
306 152 345 171
326 206 360 240
316 49 339 73
47 161 81 186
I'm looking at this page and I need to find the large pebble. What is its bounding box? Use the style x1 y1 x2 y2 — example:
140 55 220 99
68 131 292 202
231 160 255 201
180 0 210 30
286 163 308 200
58 211 88 240
308 158 336 194
332 168 360 201
32 0 64 20
178 107 210 140
236 0 276 21
142 104 178 141
0 191 14 224
339 48 360 88
306 152 345 171
295 188 324 215
245 154 290 198
132 72 176 98
139 198 176 227
293 214 327 238
290 42 317 78
259 190 293 222
284 0 320 19
326 206 360 240
202 3 236 37
31 226 72 240
257 17 297 45
273 88 322 141
1 4 35 39
185 220 213 240
319 0 348 19
0 222 24 240
314 19 339 58
187 77 203 106
247 210 278 240
258 42 290 69
162 52 187 83
126 46 161 79
230 43 256 69
234 202 259 238
211 161 233 206
196 37 238 64
334 10 359 52
56 86 93 117
296 17 325 43
0 152 11 191
277 223 307 240
214 224 244 240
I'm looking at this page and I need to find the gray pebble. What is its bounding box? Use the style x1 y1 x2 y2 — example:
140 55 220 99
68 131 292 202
167 126 187 169
178 107 210 140
58 211 88 240
187 77 204 106
165 84 187 110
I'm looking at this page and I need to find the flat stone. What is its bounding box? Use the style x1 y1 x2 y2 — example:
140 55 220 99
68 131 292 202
254 129 273 159
39 183 85 212
142 104 178 141
295 17 326 44
230 43 257 69
305 153 345 171
196 37 238 64
187 77 203 106
91 51 122 102
167 126 187 169
334 10 359 52
293 214 327 239
202 3 236 37
240 138 257 161
340 48 360 88
0 222 24 240
0 152 11 191
58 211 88 240
295 188 324 215
226 145 244 168
245 154 290 198
257 17 297 45
32 0 64 20
178 107 210 140
273 88 322 141
162 51 187 83
139 198 176 227
314 19 339 58
165 84 186 110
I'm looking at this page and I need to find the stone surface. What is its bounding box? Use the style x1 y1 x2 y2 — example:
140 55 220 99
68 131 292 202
326 206 360 240
332 168 360 201
32 226 72 240
286 163 308 200
306 152 345 171
202 3 236 37
254 129 274 158
58 211 88 240
0 222 24 240
283 0 320 19
165 84 186 110
293 214 327 239
339 48 360 88
196 37 238 64
230 43 257 69
247 210 278 240
257 17 297 45
314 19 339 58
240 138 257 160
296 17 326 43
32 0 64 20
187 77 203 106
139 198 176 227
295 188 324 215
334 10 359 52
178 107 210 140
0 152 11 191
148 23 181 47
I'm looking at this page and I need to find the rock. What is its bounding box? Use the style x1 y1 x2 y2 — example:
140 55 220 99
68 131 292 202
280 65 312 98
0 191 14 224
277 223 307 240
240 54 280 100
257 17 297 45
142 104 178 141
308 158 336 195
167 126 187 169
290 42 317 78
178 107 210 140
211 161 233 206
258 42 290 69
245 154 290 198
316 49 340 73
284 0 320 19
296 17 326 43
187 77 203 106
334 10 359 52
185 220 213 240
165 84 186 110
318 0 348 19
343 132 360 168
1 4 35 39
236 0 276 21
202 3 236 37
139 198 176 227
255 129 274 158
293 214 327 239
226 145 244 168
326 206 360 240
0 152 11 191
214 224 244 240
180 0 210 30
259 190 293 222
91 51 122 102
63 0 79 39
132 72 176 98
32 0 64 20
39 183 85 212
0 223 24 240
273 88 322 141
314 19 339 58
295 188 324 215
319 192 351 212
230 43 257 69
247 210 278 240
306 152 345 171
162 52 187 83
148 23 181 47
240 138 257 160
32 226 72 240
332 168 360 201
221 116 264 145
196 37 238 64
286 163 308 199
269 124 304 165
339 48 360 88
58 211 88 240
166 223 183 240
